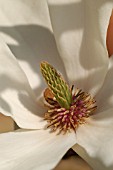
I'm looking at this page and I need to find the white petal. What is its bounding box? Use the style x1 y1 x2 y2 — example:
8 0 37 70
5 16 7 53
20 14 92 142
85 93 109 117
0 0 67 95
0 129 76 170
0 39 46 129
90 109 113 126
47 0 112 96
96 56 113 113
73 112 113 170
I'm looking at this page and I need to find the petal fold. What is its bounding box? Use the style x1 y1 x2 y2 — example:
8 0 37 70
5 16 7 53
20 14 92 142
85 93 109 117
73 111 113 170
0 39 46 129
47 0 112 96
0 129 76 170
96 56 113 113
0 0 67 95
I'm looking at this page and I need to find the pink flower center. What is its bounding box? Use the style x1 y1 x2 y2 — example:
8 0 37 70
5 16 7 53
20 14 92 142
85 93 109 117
44 88 97 134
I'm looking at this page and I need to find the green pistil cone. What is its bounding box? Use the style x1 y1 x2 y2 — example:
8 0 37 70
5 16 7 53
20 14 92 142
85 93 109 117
40 61 72 109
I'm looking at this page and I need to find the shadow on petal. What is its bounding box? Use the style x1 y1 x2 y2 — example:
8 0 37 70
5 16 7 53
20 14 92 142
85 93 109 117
54 155 92 170
73 144 113 170
0 97 11 114
0 24 67 97
95 57 113 119
18 93 45 118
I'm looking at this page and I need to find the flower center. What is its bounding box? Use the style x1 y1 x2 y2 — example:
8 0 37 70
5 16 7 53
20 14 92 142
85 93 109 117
44 87 97 134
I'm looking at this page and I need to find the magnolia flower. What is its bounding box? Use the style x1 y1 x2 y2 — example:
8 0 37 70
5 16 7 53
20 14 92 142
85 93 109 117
0 0 113 170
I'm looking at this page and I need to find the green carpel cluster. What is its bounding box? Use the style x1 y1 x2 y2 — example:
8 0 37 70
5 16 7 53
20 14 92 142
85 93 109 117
40 61 72 109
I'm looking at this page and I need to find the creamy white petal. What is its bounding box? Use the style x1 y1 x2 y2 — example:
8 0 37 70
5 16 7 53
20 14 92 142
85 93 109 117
0 39 46 129
0 129 76 170
47 0 112 96
73 111 113 170
0 0 67 95
90 109 113 126
96 55 113 113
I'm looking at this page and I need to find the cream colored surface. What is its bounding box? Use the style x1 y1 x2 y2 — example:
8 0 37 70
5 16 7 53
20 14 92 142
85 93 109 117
0 129 76 170
0 0 113 170
47 0 111 96
0 40 47 129
0 113 91 170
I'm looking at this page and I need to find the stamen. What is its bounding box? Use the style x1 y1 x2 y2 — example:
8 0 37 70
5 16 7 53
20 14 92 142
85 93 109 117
44 87 97 134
